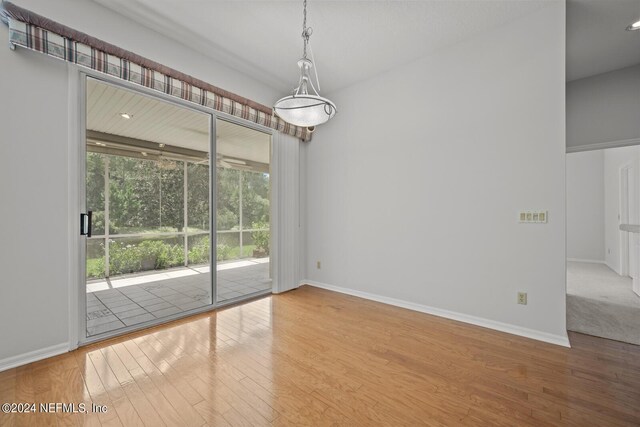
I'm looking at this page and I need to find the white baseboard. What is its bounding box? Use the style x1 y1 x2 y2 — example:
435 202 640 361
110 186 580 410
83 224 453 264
303 280 570 348
0 343 69 372
567 258 606 264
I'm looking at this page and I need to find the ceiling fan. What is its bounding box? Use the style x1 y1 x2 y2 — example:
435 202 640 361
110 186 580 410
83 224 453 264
216 155 253 171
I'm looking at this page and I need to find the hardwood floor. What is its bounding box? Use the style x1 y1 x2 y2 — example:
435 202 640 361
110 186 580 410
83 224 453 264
1 285 639 426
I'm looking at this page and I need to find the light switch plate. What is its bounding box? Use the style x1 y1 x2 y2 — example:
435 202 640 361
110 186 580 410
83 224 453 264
519 211 548 223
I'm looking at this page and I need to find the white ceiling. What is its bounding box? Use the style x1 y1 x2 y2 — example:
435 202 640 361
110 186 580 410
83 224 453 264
93 0 550 96
87 78 271 165
567 0 640 82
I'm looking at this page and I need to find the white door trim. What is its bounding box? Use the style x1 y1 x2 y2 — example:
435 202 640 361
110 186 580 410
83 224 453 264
620 164 633 277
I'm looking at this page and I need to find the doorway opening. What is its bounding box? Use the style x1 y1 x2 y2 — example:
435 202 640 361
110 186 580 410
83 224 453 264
566 146 640 345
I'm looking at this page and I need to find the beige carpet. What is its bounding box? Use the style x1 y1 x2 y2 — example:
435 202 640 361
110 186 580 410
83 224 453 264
567 261 640 345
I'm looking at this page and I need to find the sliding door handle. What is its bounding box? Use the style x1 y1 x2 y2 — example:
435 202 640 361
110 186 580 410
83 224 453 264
87 210 92 237
80 211 93 237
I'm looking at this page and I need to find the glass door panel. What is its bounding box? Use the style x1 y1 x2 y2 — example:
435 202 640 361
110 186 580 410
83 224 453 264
84 77 212 338
216 119 272 302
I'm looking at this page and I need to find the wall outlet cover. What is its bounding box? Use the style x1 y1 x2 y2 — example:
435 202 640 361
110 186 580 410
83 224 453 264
517 292 528 305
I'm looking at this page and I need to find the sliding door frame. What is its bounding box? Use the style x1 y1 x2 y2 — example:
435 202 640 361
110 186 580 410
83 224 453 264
71 67 277 347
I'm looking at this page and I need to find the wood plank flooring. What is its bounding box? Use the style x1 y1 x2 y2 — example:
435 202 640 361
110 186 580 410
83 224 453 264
1 285 639 426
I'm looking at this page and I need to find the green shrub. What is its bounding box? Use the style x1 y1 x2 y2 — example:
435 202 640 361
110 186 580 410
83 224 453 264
86 257 105 279
188 236 210 264
137 240 183 269
251 222 270 255
190 237 262 263
216 243 231 261
109 241 142 274
228 244 256 259
138 240 165 269
88 236 259 277
109 239 184 274
165 244 185 268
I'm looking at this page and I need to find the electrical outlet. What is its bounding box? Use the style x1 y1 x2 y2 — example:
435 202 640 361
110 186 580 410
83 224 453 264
317 261 321 269
517 292 528 305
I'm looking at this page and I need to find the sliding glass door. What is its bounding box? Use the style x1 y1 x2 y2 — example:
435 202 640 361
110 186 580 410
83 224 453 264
80 76 275 342
83 77 213 338
216 119 272 302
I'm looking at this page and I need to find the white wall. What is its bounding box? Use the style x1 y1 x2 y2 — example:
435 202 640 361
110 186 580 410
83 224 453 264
7 0 280 107
0 36 71 366
567 64 640 151
604 145 640 275
0 0 281 368
566 151 605 262
304 3 568 344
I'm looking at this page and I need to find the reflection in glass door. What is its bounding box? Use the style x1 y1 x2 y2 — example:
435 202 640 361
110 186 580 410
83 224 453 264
83 77 212 338
216 119 272 302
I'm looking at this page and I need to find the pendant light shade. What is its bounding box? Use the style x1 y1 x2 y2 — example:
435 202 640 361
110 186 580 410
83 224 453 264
274 94 336 127
274 0 336 128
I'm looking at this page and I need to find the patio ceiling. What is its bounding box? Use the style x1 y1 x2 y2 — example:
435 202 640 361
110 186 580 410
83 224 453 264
86 78 271 167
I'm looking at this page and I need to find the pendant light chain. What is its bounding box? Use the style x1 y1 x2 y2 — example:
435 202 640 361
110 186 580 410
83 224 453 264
302 0 312 59
303 0 307 36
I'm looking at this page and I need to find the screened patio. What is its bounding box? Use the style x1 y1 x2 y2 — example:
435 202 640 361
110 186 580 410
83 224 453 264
86 258 270 336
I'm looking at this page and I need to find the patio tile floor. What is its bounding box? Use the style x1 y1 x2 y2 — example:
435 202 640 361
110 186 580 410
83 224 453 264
86 258 270 336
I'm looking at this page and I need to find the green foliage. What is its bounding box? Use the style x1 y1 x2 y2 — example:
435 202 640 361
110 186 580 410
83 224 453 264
216 168 240 230
189 236 210 264
108 157 184 233
108 239 184 275
109 241 142 275
86 240 264 279
251 222 270 254
85 153 272 278
86 153 106 234
242 173 270 225
187 163 210 230
86 258 105 279
216 168 270 231
228 245 256 260
216 243 231 262
186 236 244 264
138 240 184 269
166 245 184 267
137 240 167 267
87 154 269 236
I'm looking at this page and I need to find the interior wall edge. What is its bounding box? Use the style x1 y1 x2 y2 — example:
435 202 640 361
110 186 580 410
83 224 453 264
0 343 69 373
566 137 640 153
302 281 571 348
606 261 625 277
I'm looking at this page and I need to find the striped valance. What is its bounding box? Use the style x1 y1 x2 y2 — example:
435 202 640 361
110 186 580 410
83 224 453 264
0 1 311 142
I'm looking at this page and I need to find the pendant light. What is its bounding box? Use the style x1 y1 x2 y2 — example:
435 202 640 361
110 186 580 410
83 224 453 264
274 0 336 128
628 2 640 31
